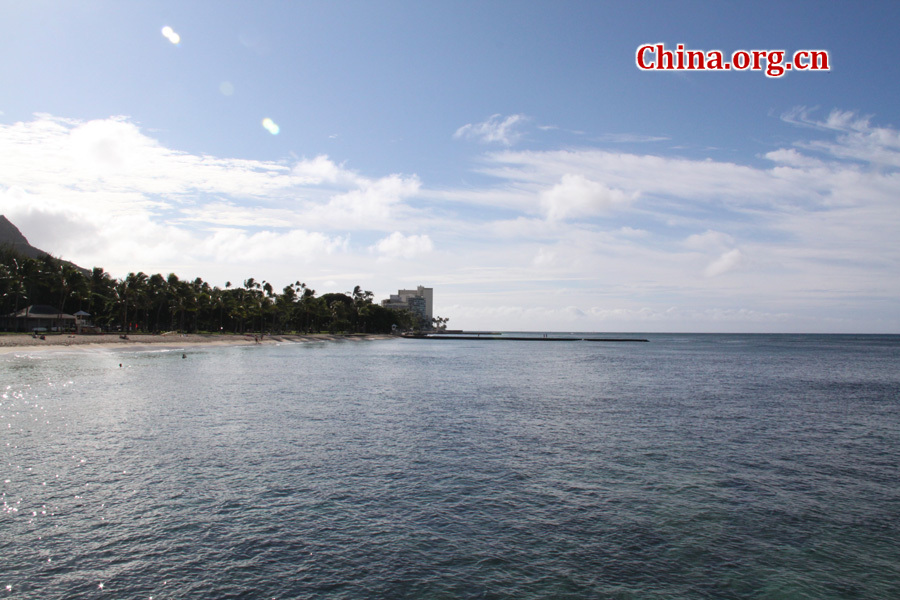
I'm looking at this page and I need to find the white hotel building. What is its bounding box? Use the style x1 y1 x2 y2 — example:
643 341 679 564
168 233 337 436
381 286 433 327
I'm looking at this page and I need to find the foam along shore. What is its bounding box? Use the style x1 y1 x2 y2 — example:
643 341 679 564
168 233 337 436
0 332 392 353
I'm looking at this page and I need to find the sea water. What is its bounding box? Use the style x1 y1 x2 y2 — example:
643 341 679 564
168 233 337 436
1 334 899 599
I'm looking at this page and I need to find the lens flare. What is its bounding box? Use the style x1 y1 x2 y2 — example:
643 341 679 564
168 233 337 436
161 26 181 45
219 81 235 96
262 118 280 135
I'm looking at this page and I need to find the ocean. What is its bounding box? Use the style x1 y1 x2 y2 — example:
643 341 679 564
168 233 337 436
2 334 899 599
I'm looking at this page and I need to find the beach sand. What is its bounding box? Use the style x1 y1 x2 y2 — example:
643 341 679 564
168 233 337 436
0 332 392 353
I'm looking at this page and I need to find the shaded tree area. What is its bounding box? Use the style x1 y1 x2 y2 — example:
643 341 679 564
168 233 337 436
0 245 418 334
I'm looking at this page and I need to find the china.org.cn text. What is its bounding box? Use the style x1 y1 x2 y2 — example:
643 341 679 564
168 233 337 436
636 43 830 78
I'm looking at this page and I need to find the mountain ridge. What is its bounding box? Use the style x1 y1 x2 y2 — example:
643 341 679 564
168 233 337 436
0 215 89 274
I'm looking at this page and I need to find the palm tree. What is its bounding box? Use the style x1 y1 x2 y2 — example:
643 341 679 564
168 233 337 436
147 273 167 331
22 256 46 324
275 283 299 333
348 286 375 332
2 254 28 328
55 264 83 318
193 278 211 332
88 268 116 329
120 272 149 332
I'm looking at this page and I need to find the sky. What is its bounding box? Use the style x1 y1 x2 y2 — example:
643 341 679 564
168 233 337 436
1 1 899 333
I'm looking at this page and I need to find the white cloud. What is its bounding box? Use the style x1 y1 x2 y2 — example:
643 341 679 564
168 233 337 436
453 114 528 146
2 110 899 332
201 228 347 263
704 249 744 277
685 230 735 251
540 174 633 220
487 217 562 240
594 133 670 143
372 231 434 260
435 111 900 329
781 106 872 133
476 147 794 209
764 148 823 168
782 107 900 167
532 247 557 268
684 230 744 277
0 115 305 206
291 155 344 184
179 202 297 228
617 226 648 237
0 116 423 235
310 174 421 228
441 301 797 333
0 114 420 281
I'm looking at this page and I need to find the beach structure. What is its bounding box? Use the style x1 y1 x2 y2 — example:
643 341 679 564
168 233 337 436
73 311 101 334
381 285 433 328
2 304 77 333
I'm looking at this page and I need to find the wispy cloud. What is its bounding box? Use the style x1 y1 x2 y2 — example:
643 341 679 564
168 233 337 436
684 230 736 252
371 232 434 260
704 248 744 277
453 114 528 146
312 174 421 228
780 106 900 168
593 133 670 143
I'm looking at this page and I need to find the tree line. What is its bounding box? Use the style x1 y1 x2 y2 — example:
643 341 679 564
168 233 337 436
0 245 428 334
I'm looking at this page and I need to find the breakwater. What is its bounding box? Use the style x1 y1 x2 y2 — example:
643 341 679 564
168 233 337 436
412 335 649 342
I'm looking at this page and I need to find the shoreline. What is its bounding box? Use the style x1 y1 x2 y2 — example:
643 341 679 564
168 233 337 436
0 332 393 353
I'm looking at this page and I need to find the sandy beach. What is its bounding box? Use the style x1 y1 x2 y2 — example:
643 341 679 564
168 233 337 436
0 332 393 353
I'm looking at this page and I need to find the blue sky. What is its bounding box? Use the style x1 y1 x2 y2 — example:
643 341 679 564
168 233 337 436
2 1 898 332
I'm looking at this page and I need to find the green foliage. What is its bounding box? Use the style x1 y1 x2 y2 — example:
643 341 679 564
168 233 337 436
0 246 417 335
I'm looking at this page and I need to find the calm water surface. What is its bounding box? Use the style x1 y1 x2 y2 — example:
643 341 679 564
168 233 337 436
2 334 899 599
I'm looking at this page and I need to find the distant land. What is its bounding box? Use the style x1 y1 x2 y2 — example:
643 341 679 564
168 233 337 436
0 215 88 274
0 214 425 335
0 215 48 259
